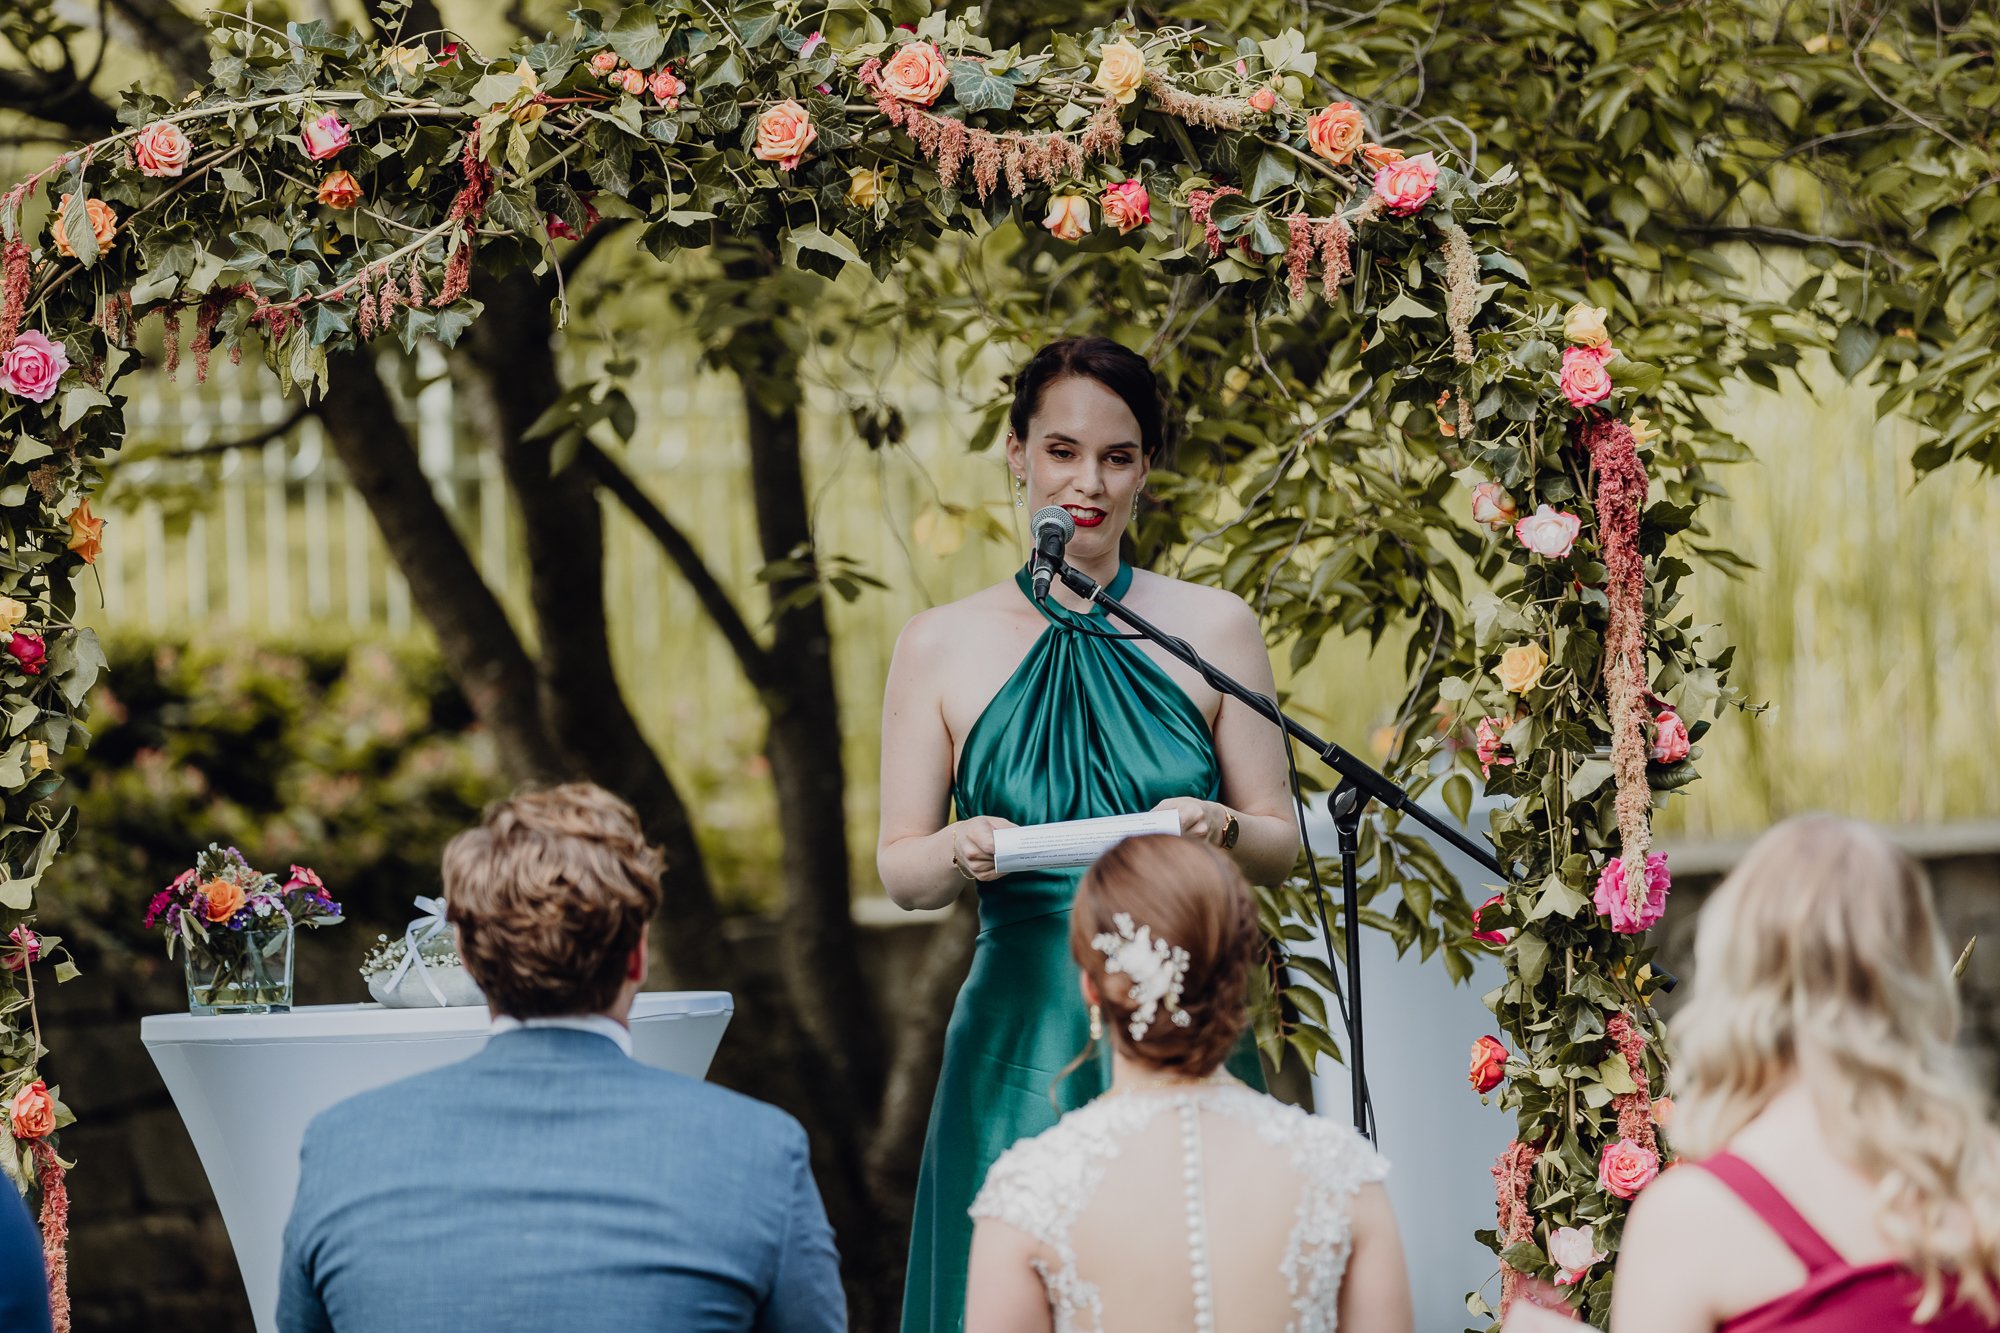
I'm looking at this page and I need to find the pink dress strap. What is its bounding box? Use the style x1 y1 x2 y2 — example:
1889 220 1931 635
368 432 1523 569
1698 1152 1847 1273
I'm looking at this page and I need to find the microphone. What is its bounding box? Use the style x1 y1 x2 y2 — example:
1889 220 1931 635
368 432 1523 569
1029 505 1075 602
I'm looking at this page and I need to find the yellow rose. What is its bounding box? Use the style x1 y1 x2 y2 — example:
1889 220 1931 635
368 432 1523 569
0 598 25 634
845 167 886 208
1628 411 1657 449
381 45 425 78
1563 302 1611 348
1495 642 1549 694
1092 37 1147 106
1042 193 1091 242
28 741 48 775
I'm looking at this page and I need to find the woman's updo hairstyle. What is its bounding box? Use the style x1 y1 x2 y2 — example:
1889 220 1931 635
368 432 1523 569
1008 335 1169 464
1070 834 1262 1077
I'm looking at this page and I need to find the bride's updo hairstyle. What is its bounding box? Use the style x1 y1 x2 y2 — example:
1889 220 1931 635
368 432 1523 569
1008 335 1169 464
1672 816 2000 1320
1071 834 1261 1077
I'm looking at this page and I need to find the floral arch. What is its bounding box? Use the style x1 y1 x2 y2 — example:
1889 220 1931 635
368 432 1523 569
0 3 1731 1324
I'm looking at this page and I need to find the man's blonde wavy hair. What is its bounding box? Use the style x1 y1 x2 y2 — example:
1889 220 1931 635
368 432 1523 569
1670 815 2000 1322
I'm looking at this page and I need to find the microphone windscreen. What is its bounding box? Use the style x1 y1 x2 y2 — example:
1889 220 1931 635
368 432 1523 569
1030 505 1076 541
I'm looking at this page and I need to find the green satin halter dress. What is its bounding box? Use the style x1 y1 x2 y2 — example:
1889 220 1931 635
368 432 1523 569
898 562 1265 1333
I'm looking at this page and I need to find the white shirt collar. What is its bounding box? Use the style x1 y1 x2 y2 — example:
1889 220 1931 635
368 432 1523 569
489 1012 633 1057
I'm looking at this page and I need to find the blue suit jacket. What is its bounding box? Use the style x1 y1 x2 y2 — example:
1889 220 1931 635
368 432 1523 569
279 1026 846 1332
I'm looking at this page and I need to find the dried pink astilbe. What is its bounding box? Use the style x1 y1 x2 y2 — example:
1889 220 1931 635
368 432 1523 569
1582 416 1653 915
1080 97 1124 161
908 111 942 159
1458 393 1474 443
355 269 378 341
3 238 34 357
191 291 228 382
1141 69 1248 130
1284 214 1312 303
161 306 181 380
857 57 882 89
937 117 969 188
1441 220 1478 364
872 91 909 129
432 238 471 309
1493 1138 1541 1317
1349 194 1385 228
1186 187 1241 260
1313 217 1354 300
970 130 1004 200
1002 140 1027 196
1606 1013 1659 1156
33 1139 70 1333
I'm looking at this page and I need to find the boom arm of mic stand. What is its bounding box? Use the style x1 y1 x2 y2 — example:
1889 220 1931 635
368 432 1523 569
1053 558 1510 881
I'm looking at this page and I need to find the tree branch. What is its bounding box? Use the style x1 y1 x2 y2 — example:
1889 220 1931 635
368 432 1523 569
583 439 775 692
1677 221 1907 264
162 402 310 460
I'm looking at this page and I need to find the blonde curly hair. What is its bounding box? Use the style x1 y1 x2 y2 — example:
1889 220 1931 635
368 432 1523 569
1670 816 2000 1321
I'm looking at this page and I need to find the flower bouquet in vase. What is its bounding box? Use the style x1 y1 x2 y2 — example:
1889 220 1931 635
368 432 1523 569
143 846 340 1014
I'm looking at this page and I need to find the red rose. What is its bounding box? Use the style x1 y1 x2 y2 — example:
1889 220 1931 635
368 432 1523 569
6 632 46 675
1469 1035 1508 1093
1471 894 1512 944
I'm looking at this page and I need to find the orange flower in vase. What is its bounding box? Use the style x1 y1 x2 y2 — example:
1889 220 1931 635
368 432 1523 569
202 878 245 923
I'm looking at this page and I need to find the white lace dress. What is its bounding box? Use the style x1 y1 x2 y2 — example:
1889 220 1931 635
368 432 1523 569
968 1078 1388 1332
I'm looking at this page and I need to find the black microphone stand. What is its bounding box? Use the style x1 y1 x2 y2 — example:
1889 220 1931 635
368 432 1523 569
1049 555 1511 1139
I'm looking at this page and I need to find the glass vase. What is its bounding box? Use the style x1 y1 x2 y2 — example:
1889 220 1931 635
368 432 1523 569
184 924 294 1015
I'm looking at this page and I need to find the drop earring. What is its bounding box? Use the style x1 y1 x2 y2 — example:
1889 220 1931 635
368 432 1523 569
1088 1003 1103 1042
1012 474 1025 509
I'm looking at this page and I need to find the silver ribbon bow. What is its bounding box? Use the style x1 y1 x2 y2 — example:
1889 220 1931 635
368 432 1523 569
383 895 451 1007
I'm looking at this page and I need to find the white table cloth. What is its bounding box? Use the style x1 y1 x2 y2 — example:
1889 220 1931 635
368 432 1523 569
140 991 733 1333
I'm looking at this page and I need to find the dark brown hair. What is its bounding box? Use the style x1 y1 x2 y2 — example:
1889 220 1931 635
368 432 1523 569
444 783 663 1018
1008 335 1169 464
1070 834 1261 1077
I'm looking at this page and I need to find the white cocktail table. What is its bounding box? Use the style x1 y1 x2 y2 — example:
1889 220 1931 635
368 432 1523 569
140 992 733 1333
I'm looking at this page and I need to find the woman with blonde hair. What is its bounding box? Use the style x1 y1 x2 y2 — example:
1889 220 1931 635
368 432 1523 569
1606 816 2000 1330
963 834 1410 1331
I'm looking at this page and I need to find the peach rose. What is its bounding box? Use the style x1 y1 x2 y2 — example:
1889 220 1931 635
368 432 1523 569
1099 179 1150 235
1651 709 1691 763
0 330 69 404
1548 1224 1608 1286
1628 411 1658 449
591 51 620 74
202 878 245 923
7 1080 55 1139
1372 151 1439 215
0 598 25 634
846 167 886 208
1470 481 1517 530
881 41 950 106
615 66 646 96
1598 1137 1660 1199
649 69 686 107
1495 642 1548 694
1469 1035 1508 1093
1563 302 1611 348
132 121 192 178
66 498 103 564
753 100 817 169
1362 142 1406 170
1559 345 1614 407
1249 86 1277 114
1042 193 1091 242
51 194 118 258
300 112 352 161
1652 1096 1675 1129
1306 101 1367 164
316 170 364 210
1514 504 1581 558
1092 37 1147 105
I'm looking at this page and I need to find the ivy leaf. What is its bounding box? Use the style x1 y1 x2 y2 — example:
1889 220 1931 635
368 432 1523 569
1247 150 1296 202
60 183 99 268
950 60 1016 113
605 4 668 69
1376 292 1437 323
58 384 112 429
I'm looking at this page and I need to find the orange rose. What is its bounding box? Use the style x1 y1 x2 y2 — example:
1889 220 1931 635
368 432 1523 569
1362 142 1405 170
1469 1035 1508 1093
879 41 950 106
8 1080 55 1139
202 878 245 922
1042 194 1091 242
51 193 119 258
753 100 817 170
66 498 103 564
1306 101 1367 165
316 170 364 209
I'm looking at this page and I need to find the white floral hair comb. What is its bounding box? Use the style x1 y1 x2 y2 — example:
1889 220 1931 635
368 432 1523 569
1091 911 1193 1042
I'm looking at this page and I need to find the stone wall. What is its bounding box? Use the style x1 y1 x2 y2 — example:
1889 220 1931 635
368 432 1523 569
29 823 2000 1331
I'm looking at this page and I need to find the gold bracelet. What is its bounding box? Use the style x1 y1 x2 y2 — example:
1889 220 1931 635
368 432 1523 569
952 850 977 882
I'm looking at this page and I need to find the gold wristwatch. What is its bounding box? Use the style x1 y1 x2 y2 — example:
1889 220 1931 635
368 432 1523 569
1220 810 1240 849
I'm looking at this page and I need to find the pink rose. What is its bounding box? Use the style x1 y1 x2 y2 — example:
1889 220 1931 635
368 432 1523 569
1594 852 1671 933
753 100 817 169
1559 345 1614 407
1470 481 1517 530
879 40 950 106
1514 504 1581 558
547 213 577 240
649 68 685 106
132 121 192 177
1470 893 1512 944
3 925 39 972
1372 151 1439 215
1249 86 1277 113
1042 194 1091 242
1473 716 1514 779
0 330 70 404
615 67 646 95
1306 101 1367 165
591 51 620 74
1099 180 1151 235
301 113 352 161
798 31 824 60
1598 1137 1660 1199
1548 1224 1608 1286
5 631 46 676
1651 709 1691 764
437 43 460 67
7 1081 55 1139
1469 1035 1508 1093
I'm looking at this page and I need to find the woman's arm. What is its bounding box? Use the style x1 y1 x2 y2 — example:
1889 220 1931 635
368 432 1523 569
964 1218 1055 1333
877 610 1013 910
1608 1169 1723 1333
1339 1182 1414 1333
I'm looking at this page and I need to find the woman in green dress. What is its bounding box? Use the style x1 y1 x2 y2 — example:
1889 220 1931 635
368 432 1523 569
877 337 1301 1332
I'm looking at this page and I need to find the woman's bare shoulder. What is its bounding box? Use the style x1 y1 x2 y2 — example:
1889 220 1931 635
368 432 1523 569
894 580 1030 658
